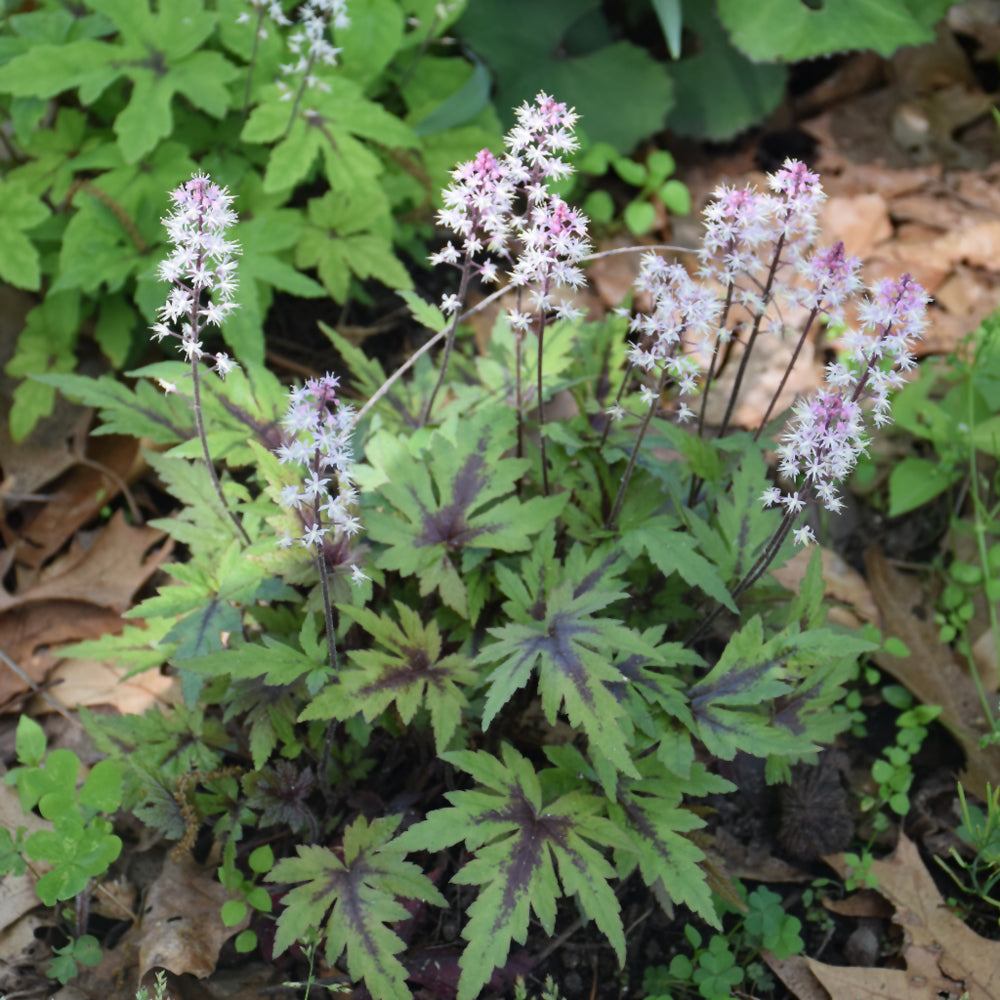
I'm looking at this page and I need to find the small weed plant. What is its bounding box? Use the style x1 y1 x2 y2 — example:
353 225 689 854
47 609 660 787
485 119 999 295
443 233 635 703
642 883 804 1000
0 39 938 998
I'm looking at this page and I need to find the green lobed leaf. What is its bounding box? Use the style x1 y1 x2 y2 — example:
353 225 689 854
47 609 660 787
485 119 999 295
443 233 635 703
717 0 950 62
479 534 663 781
365 410 566 619
397 745 629 1000
267 816 446 1000
301 601 476 752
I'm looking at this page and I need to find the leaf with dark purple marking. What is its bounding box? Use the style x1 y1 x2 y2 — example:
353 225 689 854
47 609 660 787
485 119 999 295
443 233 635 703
268 815 445 1000
396 745 629 1000
364 410 565 620
300 601 477 751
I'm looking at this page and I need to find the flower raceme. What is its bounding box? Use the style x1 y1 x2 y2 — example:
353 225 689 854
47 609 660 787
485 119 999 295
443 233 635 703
763 272 928 542
609 158 928 544
152 171 240 382
275 373 367 585
431 92 590 329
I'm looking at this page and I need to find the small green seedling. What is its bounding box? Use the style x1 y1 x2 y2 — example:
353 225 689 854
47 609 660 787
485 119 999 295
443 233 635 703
577 142 691 234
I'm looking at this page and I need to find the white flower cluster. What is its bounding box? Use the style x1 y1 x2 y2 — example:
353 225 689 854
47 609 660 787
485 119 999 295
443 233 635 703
275 374 367 584
620 253 722 421
278 0 350 98
432 93 590 327
762 273 928 542
151 172 240 380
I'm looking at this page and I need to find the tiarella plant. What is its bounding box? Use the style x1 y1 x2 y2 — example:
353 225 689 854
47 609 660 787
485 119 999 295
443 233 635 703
16 87 935 1000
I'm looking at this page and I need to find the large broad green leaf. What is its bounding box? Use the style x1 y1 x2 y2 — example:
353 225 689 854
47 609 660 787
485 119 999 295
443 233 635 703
667 4 786 141
457 0 673 152
268 816 446 1000
716 0 951 62
397 745 629 1000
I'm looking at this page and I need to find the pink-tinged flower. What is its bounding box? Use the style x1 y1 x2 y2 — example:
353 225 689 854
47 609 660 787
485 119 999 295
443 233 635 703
153 172 241 378
504 92 580 191
275 372 361 555
765 273 927 541
509 195 590 292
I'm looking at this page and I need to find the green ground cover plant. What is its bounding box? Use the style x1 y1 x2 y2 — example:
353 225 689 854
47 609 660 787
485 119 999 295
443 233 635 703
0 0 500 439
5 3 991 999
1 87 933 998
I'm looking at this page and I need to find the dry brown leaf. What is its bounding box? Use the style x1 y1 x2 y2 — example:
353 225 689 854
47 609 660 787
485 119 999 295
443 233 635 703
0 513 169 614
822 889 894 919
0 602 124 709
815 834 1000 1000
138 855 247 980
820 194 893 259
28 656 178 716
762 951 830 1000
865 548 1000 799
15 435 142 570
0 912 54 994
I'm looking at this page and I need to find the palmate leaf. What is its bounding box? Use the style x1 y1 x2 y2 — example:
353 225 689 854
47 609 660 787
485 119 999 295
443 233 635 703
477 532 660 780
268 815 445 1000
686 615 874 762
543 742 727 925
364 410 565 620
396 744 630 1000
301 601 476 752
242 77 417 194
684 443 785 586
0 0 238 163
